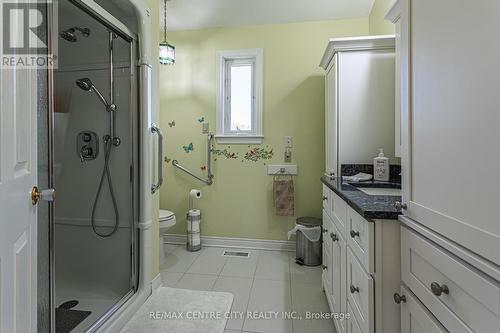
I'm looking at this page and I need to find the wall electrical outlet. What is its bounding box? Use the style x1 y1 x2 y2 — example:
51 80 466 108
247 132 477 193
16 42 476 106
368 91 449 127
284 150 292 163
284 136 293 148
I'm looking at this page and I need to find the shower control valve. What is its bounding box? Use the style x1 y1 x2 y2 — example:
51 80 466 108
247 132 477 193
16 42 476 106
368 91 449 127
80 147 93 162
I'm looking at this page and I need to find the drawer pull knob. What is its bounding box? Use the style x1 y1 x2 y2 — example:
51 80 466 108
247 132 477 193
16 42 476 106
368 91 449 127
431 282 449 297
330 233 338 242
322 196 328 201
350 285 359 294
393 293 407 304
395 201 408 210
322 265 328 270
350 230 360 238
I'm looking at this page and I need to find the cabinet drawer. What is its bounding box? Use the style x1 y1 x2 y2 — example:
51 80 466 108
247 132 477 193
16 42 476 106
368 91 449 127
331 191 348 238
347 301 365 333
402 227 500 333
347 247 374 333
347 206 375 273
400 285 447 333
322 185 331 212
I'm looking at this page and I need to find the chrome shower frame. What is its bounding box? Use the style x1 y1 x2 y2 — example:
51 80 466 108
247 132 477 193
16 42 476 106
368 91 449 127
47 1 140 332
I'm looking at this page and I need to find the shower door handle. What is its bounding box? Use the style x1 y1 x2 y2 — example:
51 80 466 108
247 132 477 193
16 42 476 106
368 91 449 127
151 124 163 194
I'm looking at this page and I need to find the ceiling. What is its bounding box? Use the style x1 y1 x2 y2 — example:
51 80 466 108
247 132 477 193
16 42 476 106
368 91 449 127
164 0 375 31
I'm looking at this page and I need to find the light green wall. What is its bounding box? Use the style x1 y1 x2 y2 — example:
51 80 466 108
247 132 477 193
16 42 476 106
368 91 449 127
369 0 396 35
159 19 369 241
145 0 160 278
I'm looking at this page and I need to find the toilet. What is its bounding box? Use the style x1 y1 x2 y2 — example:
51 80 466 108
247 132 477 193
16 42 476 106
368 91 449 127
159 209 176 263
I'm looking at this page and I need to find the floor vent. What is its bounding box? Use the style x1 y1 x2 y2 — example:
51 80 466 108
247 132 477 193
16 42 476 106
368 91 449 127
222 250 250 258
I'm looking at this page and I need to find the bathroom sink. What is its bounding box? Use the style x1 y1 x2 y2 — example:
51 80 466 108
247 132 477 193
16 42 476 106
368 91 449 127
357 187 402 196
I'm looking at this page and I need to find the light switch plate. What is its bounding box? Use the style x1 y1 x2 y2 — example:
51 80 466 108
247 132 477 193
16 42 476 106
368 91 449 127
284 150 292 163
202 123 209 134
284 136 293 148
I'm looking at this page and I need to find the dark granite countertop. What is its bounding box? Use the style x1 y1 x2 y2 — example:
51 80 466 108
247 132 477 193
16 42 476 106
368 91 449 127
321 176 402 220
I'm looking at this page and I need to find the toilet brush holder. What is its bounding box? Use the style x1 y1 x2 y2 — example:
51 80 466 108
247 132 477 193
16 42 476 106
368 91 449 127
186 209 201 252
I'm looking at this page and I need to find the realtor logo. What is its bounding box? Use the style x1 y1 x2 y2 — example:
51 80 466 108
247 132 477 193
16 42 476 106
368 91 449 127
1 0 58 68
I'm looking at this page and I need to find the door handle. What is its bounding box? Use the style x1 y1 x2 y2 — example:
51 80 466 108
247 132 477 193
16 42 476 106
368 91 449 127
393 293 407 304
151 124 164 194
31 186 55 205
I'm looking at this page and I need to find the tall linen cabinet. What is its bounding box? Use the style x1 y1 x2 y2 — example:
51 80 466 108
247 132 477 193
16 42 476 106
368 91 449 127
387 1 500 332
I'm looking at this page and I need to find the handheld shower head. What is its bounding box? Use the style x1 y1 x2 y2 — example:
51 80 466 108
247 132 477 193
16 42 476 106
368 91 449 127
60 27 90 42
76 78 93 91
76 78 113 110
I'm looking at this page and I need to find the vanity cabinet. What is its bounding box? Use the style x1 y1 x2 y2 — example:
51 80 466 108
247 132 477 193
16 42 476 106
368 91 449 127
320 36 396 177
386 1 500 332
322 185 401 333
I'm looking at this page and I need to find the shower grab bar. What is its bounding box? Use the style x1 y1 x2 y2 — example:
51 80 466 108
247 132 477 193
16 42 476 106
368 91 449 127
151 124 163 194
172 133 214 185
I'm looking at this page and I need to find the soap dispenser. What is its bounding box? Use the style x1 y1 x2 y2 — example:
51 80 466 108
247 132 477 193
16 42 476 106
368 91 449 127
373 148 390 182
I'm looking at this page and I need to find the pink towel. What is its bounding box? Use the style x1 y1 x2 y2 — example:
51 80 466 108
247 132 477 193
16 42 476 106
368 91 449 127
273 179 294 216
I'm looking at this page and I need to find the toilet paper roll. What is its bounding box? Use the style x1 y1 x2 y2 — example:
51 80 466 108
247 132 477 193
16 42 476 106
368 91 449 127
191 234 201 246
190 189 202 199
187 220 200 232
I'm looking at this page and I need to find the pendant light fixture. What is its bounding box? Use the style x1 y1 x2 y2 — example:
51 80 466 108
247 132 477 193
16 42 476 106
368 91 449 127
159 0 175 65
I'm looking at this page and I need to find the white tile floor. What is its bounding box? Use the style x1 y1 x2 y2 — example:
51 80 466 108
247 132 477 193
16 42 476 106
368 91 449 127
160 245 336 333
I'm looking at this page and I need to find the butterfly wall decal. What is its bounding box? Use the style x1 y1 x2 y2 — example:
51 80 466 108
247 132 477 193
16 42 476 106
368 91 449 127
164 157 171 163
183 142 194 153
197 117 205 123
200 166 206 171
168 120 176 127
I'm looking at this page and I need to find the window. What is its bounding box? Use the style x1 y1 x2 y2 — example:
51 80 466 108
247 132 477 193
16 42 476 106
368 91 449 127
216 49 263 144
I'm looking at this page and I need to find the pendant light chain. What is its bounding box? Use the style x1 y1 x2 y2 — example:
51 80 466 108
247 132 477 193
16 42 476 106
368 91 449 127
163 0 167 42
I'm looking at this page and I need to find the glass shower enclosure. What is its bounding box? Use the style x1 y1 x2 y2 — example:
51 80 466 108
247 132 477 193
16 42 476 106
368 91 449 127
52 1 138 331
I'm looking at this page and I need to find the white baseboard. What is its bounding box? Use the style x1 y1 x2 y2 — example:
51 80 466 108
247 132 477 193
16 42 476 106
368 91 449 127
151 273 162 292
163 234 295 252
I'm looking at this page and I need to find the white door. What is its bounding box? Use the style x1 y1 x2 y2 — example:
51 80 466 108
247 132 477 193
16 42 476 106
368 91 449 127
400 0 500 264
0 55 39 332
400 286 447 333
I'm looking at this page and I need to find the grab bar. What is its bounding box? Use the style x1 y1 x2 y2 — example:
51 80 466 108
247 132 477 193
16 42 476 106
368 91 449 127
151 124 163 194
172 133 214 185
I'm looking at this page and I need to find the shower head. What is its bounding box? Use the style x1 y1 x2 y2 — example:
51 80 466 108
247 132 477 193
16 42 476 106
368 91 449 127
60 27 90 42
76 78 114 110
60 30 77 42
76 78 93 91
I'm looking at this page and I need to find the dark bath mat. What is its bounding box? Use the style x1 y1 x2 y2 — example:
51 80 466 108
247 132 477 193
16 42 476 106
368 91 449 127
56 308 91 333
58 300 79 310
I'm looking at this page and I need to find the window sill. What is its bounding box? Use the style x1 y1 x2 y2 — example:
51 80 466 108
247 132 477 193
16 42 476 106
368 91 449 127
214 135 264 144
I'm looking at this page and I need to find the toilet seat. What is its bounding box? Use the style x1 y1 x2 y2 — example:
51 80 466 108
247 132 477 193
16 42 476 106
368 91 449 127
159 209 176 229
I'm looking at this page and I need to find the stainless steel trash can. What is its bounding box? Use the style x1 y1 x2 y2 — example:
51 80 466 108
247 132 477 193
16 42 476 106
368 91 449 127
295 217 322 266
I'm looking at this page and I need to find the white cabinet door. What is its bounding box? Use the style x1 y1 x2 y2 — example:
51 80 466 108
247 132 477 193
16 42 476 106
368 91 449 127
400 0 500 264
0 60 39 330
400 286 447 333
323 244 333 296
325 54 338 177
330 223 346 315
386 1 402 158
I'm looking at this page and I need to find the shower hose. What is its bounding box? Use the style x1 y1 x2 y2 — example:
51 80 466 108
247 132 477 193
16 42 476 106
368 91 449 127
91 137 119 238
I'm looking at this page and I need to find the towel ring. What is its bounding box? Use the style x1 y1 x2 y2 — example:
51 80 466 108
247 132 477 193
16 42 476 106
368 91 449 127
273 168 293 181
